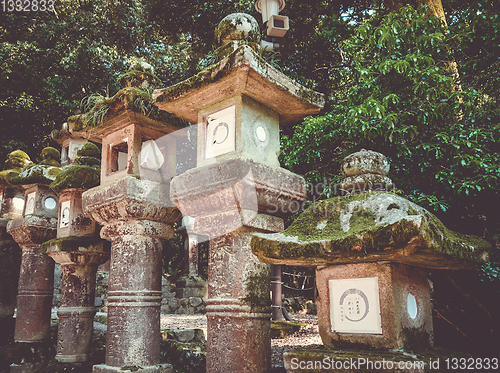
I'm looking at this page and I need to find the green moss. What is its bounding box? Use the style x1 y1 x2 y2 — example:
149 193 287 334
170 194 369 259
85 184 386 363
271 320 306 338
75 156 100 168
251 191 491 266
94 314 107 325
50 164 100 193
8 164 60 186
4 150 32 170
40 147 61 166
118 69 161 88
77 142 100 158
240 264 271 311
41 236 110 255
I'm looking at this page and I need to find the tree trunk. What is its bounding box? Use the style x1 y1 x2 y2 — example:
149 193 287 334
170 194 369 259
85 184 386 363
385 0 462 93
385 0 447 25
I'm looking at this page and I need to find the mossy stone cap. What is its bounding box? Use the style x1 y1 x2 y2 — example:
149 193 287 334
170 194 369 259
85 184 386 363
343 149 390 176
215 13 261 47
251 191 492 269
77 142 100 158
4 150 32 171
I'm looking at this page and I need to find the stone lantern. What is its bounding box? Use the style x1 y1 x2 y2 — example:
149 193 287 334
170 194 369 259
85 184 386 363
0 150 31 342
250 150 492 370
42 142 109 364
51 122 90 167
81 62 184 373
6 147 61 343
154 13 324 373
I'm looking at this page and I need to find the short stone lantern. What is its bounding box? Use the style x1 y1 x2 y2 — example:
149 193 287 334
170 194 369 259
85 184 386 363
51 122 90 167
42 142 110 364
0 150 31 341
6 147 61 343
154 13 324 373
251 150 492 371
80 61 184 373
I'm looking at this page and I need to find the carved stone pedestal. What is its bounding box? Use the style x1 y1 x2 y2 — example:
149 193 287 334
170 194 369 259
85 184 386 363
7 215 57 342
171 158 306 373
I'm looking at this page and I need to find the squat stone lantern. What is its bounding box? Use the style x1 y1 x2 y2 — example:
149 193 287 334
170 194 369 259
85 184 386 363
0 150 30 342
6 147 61 343
154 13 324 373
51 123 90 167
42 142 109 364
251 150 492 371
81 62 184 373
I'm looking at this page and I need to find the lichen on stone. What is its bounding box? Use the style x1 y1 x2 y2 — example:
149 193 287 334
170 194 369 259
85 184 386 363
251 191 492 268
240 263 271 311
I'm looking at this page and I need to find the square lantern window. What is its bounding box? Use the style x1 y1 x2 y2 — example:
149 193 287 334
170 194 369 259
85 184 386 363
22 185 59 219
101 122 175 185
198 95 280 168
57 189 95 238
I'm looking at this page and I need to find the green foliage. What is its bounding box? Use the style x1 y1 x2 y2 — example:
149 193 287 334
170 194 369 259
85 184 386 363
281 5 500 240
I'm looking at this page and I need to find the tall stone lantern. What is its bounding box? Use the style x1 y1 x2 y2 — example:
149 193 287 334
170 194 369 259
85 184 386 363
6 147 61 343
81 62 184 373
154 13 324 373
42 142 110 363
0 150 31 341
251 150 492 371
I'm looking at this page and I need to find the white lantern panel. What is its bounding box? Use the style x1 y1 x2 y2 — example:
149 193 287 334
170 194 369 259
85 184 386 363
329 277 382 334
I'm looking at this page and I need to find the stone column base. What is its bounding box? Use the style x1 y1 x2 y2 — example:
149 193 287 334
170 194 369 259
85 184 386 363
92 364 173 373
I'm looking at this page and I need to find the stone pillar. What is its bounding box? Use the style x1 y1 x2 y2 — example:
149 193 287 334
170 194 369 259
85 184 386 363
7 215 57 342
0 219 21 342
45 245 109 362
92 221 173 372
270 264 283 321
205 221 280 373
84 176 180 373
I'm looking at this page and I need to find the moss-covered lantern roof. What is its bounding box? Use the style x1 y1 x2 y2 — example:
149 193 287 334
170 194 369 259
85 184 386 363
153 41 325 125
251 192 492 269
6 147 61 187
0 150 33 188
50 142 101 193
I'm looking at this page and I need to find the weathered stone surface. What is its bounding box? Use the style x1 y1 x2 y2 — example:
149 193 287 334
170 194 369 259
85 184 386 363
7 215 57 246
215 13 260 48
171 157 306 223
153 45 325 126
92 365 173 373
342 149 390 177
83 175 181 226
251 192 491 269
316 263 433 350
86 218 173 372
45 240 109 362
6 215 57 342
